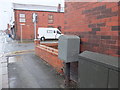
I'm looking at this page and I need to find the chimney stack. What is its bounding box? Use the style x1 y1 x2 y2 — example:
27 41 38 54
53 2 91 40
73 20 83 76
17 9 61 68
58 4 61 12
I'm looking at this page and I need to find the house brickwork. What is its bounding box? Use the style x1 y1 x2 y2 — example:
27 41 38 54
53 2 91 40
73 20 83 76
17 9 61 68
64 2 120 57
14 10 64 40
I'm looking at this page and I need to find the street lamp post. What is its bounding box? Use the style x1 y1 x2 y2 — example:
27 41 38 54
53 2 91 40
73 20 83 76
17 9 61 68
20 24 25 43
34 20 37 40
32 13 37 40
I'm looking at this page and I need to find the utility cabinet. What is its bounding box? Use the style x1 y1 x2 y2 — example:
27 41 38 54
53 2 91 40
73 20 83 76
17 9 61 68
58 35 80 62
78 51 119 88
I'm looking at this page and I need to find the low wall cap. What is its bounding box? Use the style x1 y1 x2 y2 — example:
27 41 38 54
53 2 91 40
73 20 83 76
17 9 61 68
79 51 119 71
59 35 80 40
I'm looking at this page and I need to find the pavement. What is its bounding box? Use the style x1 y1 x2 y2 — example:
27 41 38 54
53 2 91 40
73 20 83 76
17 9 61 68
0 57 2 89
0 32 10 89
0 55 9 89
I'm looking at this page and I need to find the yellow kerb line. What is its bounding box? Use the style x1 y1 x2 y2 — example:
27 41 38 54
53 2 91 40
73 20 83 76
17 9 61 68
5 49 35 56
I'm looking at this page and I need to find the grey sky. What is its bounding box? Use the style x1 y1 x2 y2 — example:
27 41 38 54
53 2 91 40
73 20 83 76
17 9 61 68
0 0 64 30
11 0 64 7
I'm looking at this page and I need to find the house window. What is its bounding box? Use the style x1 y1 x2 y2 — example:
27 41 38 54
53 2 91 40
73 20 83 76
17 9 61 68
19 14 26 22
48 14 54 24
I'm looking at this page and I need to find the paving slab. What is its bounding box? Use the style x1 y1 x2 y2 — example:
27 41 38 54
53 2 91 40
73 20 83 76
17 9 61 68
0 59 2 90
0 57 9 89
1 57 7 63
2 63 7 67
2 74 8 88
2 67 8 75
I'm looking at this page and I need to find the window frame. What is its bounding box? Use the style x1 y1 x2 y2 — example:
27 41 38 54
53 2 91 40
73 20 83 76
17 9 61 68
48 14 54 24
19 13 26 23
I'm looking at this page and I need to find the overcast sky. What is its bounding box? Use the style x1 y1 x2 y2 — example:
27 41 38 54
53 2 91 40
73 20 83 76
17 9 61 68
0 0 64 30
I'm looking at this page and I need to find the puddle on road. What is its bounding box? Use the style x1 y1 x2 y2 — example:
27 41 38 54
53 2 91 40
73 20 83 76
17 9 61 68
8 56 22 64
9 57 16 63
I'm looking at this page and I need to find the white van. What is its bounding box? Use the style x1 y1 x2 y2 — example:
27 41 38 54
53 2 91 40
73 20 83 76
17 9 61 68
38 28 62 41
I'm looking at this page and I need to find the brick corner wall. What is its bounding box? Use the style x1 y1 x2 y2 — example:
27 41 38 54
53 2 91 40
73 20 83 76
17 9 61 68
64 2 120 57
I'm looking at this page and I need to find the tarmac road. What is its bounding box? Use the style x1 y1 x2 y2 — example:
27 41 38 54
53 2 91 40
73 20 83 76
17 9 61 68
0 31 64 88
8 53 64 88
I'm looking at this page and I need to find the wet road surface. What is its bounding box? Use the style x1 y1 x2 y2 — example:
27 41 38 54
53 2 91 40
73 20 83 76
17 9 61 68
8 53 64 88
0 31 64 88
0 32 34 54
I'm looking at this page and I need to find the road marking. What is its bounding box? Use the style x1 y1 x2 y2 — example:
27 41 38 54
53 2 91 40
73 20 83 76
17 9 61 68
5 49 35 56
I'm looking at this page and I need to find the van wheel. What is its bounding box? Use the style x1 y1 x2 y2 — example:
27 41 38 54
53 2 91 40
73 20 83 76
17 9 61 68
41 37 45 41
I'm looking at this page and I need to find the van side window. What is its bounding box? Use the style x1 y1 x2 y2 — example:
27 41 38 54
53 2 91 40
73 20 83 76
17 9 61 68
47 30 53 33
54 31 55 33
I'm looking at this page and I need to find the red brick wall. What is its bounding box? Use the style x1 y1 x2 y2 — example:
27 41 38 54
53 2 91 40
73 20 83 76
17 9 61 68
14 10 64 40
41 43 58 49
35 45 64 73
64 2 119 57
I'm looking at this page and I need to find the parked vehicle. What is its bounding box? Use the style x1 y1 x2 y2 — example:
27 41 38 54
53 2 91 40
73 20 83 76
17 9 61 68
38 28 62 41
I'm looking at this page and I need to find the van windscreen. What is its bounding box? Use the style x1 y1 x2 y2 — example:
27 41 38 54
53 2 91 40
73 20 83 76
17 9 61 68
57 31 61 34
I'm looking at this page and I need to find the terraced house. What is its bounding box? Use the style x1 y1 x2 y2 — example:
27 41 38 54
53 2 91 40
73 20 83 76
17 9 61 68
13 3 64 40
